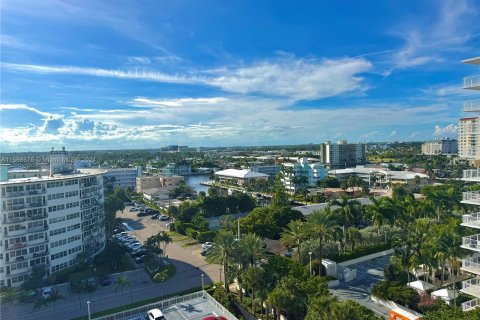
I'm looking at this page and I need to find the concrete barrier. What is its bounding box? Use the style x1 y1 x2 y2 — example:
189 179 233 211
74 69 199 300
338 249 394 267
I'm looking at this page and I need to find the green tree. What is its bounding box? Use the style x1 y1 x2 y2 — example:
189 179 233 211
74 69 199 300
280 220 307 260
241 266 264 317
238 233 267 267
207 230 238 291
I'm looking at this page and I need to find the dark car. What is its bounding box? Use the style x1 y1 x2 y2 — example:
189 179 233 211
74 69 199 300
137 211 149 217
151 213 159 219
99 275 112 286
113 227 125 234
131 249 148 258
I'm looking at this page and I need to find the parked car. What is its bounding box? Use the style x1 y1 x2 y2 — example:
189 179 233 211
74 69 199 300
200 245 213 256
201 242 212 249
129 207 139 212
165 222 173 228
147 308 165 320
113 228 125 234
137 211 149 217
131 249 148 258
99 275 112 286
127 243 143 251
158 215 169 221
151 213 159 219
122 238 138 246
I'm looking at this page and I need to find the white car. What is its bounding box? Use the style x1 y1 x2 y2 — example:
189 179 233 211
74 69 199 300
147 309 165 320
128 243 143 251
202 242 212 249
42 286 53 299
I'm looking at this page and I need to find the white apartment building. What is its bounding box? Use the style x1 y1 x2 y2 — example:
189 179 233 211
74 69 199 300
460 169 480 311
103 166 141 191
421 138 458 155
0 148 106 288
281 158 328 194
459 57 480 166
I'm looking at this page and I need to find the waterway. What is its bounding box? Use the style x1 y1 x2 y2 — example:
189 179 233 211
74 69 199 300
184 174 211 194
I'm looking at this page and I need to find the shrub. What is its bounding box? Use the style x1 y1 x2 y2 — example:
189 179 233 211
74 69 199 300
197 231 216 243
372 281 419 309
185 228 198 239
153 270 169 283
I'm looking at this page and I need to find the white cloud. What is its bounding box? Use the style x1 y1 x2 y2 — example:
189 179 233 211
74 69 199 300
434 123 458 137
131 97 228 108
359 131 379 140
0 103 57 118
390 130 397 136
3 56 372 101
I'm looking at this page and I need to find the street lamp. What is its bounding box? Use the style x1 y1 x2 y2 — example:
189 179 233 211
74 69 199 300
308 252 313 275
86 301 91 320
201 273 204 291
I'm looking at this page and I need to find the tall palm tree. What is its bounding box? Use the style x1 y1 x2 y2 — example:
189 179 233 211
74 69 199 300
280 220 306 260
330 196 360 251
115 274 131 309
238 233 267 267
241 266 264 317
366 196 392 235
305 209 340 275
207 230 238 291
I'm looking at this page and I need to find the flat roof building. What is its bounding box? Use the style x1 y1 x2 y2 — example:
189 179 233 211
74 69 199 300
0 148 106 287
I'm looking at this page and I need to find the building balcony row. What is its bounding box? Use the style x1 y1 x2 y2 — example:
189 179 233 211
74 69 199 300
462 191 480 205
462 234 480 252
2 188 46 198
3 226 48 238
463 169 480 181
462 256 480 275
462 298 480 312
5 238 48 250
3 202 46 212
464 99 480 112
462 213 480 229
461 277 480 298
464 75 480 90
5 250 49 264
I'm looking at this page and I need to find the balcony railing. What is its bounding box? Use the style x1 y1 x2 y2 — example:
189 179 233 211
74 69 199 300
80 180 99 188
462 256 480 275
462 213 480 229
464 75 480 89
462 298 480 312
4 229 28 237
462 192 480 205
463 169 480 181
3 217 27 224
464 99 480 112
4 191 26 198
27 214 48 221
461 277 480 297
6 242 27 250
27 202 46 209
27 225 48 233
32 250 49 258
4 204 26 211
462 234 480 252
27 237 48 246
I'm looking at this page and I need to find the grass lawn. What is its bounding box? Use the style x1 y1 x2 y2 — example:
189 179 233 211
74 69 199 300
181 240 198 247
60 254 136 286
166 231 190 242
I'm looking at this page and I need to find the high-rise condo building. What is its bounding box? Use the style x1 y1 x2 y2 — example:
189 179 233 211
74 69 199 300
421 138 458 155
0 148 106 287
459 57 480 166
319 140 366 169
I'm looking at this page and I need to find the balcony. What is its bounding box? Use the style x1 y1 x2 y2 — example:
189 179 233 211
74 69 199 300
464 100 480 112
463 169 480 181
32 250 49 258
4 204 26 211
462 213 480 229
4 229 28 237
80 180 99 188
461 277 480 297
3 217 27 224
28 237 48 246
462 256 480 275
4 191 26 198
462 234 480 252
6 242 27 250
27 225 48 233
464 75 480 90
462 298 480 312
5 256 28 265
27 202 46 209
462 191 480 205
27 214 48 221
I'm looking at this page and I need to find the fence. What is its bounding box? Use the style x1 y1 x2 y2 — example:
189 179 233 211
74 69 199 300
93 290 238 320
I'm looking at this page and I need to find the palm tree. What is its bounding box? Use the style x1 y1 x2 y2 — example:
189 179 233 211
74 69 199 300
280 220 306 260
207 230 238 291
366 196 392 235
346 227 362 252
425 189 456 221
238 233 267 267
159 231 172 256
330 196 360 252
241 266 264 317
115 274 131 308
305 209 340 275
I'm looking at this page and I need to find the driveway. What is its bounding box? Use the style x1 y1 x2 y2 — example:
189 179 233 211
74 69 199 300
329 255 392 319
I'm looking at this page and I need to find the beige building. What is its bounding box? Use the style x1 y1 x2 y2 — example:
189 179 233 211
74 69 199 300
421 138 458 155
136 175 184 193
459 57 480 166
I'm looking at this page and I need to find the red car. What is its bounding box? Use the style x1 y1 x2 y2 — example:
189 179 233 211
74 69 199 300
203 317 227 320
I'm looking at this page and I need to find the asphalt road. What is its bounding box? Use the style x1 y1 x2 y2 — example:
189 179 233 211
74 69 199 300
0 207 221 320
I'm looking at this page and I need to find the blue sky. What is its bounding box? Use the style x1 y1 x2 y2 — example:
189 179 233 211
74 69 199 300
1 0 479 151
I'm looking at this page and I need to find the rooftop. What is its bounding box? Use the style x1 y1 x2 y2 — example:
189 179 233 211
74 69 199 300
328 167 428 180
214 169 268 179
0 168 106 185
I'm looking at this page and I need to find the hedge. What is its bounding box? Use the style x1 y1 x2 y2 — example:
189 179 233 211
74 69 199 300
185 228 198 239
327 242 391 263
372 280 419 309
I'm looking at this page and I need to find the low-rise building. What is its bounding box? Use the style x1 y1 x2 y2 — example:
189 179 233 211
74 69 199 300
136 175 184 193
214 169 268 186
250 165 281 180
281 158 328 194
103 166 142 191
421 138 458 155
